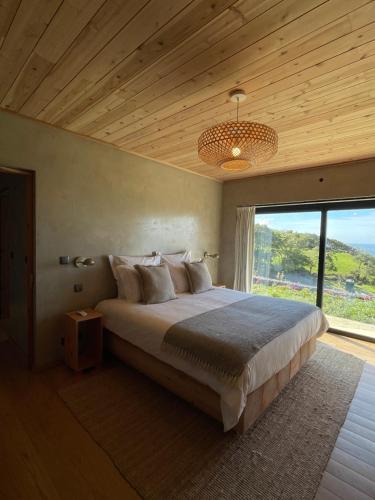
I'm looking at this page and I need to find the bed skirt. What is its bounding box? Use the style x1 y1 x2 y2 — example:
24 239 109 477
104 329 317 433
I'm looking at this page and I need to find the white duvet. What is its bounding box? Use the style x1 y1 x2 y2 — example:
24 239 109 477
96 288 328 430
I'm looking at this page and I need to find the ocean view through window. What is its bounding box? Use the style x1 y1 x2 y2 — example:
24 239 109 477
252 201 375 341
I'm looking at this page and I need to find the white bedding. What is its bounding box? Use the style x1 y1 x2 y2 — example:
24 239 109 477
96 288 328 430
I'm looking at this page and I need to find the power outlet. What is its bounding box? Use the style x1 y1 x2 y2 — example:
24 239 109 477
74 283 83 292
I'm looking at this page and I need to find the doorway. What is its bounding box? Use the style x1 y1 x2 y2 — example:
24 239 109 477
0 166 35 368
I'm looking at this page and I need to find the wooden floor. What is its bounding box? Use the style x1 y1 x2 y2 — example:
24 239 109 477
315 363 375 500
320 332 375 366
0 333 374 500
0 340 140 500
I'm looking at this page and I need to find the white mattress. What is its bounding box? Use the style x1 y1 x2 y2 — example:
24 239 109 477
96 288 328 430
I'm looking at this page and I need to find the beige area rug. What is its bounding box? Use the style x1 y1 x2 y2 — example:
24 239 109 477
59 343 364 500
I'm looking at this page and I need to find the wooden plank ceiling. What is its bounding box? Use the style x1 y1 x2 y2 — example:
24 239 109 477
1 0 375 180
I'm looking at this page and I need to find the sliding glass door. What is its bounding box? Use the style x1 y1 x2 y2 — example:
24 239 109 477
323 209 375 340
253 212 321 305
252 200 375 341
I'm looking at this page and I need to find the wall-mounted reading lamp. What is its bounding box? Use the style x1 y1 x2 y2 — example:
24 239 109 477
203 251 219 260
59 256 96 267
74 256 96 268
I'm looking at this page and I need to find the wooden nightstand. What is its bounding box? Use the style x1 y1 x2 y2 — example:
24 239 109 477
64 309 103 372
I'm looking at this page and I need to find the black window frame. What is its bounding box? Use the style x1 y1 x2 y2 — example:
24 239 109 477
253 197 375 342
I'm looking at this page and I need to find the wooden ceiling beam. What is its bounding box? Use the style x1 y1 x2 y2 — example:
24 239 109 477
114 54 375 148
144 101 375 160
18 0 151 117
74 0 369 139
101 21 375 143
123 75 375 153
1 0 374 180
0 0 62 101
1 0 106 112
44 0 258 129
62 0 314 133
0 0 21 51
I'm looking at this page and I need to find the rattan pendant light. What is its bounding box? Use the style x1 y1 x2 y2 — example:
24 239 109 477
198 90 278 172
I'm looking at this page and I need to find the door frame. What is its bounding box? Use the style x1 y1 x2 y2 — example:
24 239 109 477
0 165 35 368
253 197 375 343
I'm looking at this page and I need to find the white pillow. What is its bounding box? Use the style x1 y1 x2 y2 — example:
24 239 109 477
108 254 161 281
162 250 191 263
161 251 191 293
116 265 142 302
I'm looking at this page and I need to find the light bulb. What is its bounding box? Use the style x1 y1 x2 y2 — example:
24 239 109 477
232 146 241 157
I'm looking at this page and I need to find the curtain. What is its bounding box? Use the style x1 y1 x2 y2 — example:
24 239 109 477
233 206 255 292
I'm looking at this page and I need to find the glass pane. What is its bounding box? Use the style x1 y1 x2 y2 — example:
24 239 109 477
252 211 321 305
323 209 375 340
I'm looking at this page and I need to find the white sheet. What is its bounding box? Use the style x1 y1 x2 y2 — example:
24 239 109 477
96 288 328 430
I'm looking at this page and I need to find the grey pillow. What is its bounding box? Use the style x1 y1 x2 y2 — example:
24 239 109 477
135 264 177 304
184 261 213 294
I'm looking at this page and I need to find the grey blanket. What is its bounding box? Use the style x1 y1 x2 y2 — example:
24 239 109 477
163 295 319 383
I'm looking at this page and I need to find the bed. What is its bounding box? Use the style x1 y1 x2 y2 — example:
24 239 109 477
96 287 328 432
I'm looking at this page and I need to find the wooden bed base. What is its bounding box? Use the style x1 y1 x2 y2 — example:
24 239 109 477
104 330 317 433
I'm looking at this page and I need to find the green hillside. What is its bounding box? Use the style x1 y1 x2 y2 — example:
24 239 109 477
254 224 375 292
253 224 375 325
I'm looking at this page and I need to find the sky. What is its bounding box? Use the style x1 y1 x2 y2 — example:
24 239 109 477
256 209 375 245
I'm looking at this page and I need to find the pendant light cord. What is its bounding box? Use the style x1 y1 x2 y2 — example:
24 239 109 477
236 97 239 122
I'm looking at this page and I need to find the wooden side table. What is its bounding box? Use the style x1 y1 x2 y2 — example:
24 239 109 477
64 308 103 371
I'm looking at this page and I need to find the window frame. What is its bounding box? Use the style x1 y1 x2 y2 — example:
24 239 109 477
252 197 375 342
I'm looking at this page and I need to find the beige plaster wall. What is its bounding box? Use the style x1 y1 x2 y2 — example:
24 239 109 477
0 111 222 368
220 160 375 287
